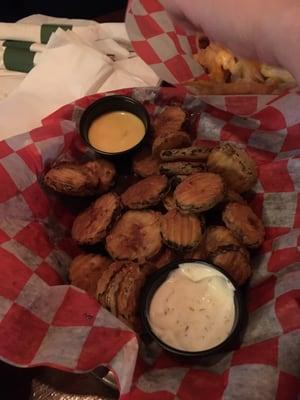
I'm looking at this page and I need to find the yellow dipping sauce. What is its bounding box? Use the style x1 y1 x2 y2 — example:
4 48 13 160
88 111 145 153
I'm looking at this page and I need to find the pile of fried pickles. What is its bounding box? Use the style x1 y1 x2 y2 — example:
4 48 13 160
43 105 265 330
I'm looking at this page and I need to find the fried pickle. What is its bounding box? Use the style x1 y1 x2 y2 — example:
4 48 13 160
121 175 169 209
154 106 186 133
69 253 112 296
159 161 207 176
84 159 116 193
44 162 98 196
205 226 241 257
160 146 211 162
207 143 257 193
96 261 126 305
223 202 265 248
101 265 131 316
72 192 121 245
152 131 191 156
160 209 203 251
211 248 251 285
44 159 116 196
132 147 160 177
106 210 162 261
174 172 225 213
117 263 153 329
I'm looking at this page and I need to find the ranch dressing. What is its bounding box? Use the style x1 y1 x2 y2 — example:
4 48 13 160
149 263 235 352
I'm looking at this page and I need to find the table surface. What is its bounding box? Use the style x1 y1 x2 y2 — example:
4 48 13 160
0 9 124 400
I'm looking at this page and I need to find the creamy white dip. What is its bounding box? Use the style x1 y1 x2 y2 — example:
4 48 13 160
149 262 235 352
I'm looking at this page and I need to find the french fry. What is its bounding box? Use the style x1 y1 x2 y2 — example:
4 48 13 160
183 79 279 95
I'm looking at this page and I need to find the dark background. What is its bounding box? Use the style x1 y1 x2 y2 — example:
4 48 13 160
0 0 127 21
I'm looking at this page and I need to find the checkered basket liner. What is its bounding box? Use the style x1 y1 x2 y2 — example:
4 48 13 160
126 0 300 117
0 86 299 399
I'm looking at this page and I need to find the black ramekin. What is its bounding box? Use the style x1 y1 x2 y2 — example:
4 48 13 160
140 259 246 358
79 95 150 157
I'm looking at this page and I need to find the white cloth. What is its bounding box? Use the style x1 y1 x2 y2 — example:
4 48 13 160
0 16 159 140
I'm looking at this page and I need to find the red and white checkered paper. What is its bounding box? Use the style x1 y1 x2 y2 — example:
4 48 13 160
126 0 300 117
0 86 300 399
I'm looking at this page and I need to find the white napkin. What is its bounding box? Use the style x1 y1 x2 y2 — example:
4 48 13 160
0 18 159 140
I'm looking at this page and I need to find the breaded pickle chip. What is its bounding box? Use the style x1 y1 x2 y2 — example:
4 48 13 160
159 161 206 176
205 226 241 257
106 210 162 262
207 143 257 193
44 159 116 196
44 162 98 196
154 106 186 136
223 202 265 248
132 147 160 177
160 209 203 251
160 146 211 162
101 265 130 316
174 172 225 213
211 248 251 285
117 263 153 328
121 175 169 209
84 159 116 193
69 253 112 296
152 131 191 156
72 192 121 245
96 261 125 303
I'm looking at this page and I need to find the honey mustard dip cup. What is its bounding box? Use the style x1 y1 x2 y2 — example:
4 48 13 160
79 95 150 158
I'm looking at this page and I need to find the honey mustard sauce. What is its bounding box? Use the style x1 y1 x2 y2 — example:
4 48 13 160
149 263 235 352
88 111 145 153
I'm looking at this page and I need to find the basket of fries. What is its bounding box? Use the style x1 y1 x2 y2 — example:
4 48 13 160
126 0 298 115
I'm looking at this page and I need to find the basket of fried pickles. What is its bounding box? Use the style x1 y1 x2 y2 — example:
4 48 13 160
43 104 264 331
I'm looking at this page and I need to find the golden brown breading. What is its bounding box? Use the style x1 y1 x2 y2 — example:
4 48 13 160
154 106 186 134
44 158 116 197
207 143 257 193
121 175 169 209
211 248 251 285
44 162 99 196
117 263 153 329
84 159 116 193
160 146 211 162
159 161 207 176
152 131 191 156
160 209 203 251
96 261 126 303
69 253 112 296
174 172 225 213
106 210 162 262
71 192 121 245
132 147 160 177
223 202 265 248
205 226 241 257
102 268 128 315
